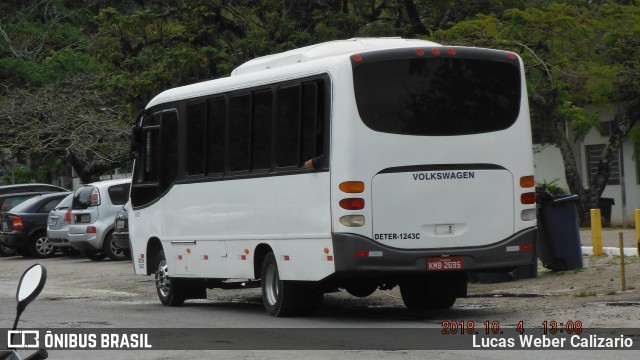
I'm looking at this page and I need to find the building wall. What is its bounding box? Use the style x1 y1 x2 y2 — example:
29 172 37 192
534 103 639 226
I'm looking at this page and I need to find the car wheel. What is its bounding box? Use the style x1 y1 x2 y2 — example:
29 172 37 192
0 243 17 257
30 232 55 259
155 250 185 306
83 250 106 261
103 233 127 261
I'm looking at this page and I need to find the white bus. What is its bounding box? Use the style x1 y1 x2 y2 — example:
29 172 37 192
128 38 537 316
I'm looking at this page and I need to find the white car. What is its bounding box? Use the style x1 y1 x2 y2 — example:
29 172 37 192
47 193 79 256
67 179 131 261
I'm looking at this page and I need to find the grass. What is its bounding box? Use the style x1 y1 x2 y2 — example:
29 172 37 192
573 290 598 298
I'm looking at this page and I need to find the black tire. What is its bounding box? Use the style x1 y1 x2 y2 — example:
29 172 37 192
30 231 55 258
400 281 457 311
103 232 127 261
61 247 80 257
0 243 17 257
155 250 185 306
261 252 322 317
345 283 378 298
83 249 106 261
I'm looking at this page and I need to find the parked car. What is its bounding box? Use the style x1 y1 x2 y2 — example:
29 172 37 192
0 191 72 258
0 192 51 213
46 193 80 256
112 204 131 259
0 183 67 195
0 192 55 257
68 179 131 261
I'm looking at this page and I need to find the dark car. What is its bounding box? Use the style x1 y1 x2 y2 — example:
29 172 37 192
0 192 54 257
0 183 67 195
0 191 51 213
112 204 131 259
0 192 72 258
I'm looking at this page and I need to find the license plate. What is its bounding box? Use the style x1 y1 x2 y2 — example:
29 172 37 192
427 257 463 271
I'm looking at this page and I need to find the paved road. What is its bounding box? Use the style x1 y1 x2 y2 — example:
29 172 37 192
0 252 638 359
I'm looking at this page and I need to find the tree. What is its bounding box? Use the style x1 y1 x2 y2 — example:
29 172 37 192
432 2 640 224
0 75 130 183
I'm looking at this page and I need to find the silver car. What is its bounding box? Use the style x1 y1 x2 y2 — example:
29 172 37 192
67 179 131 261
47 193 79 256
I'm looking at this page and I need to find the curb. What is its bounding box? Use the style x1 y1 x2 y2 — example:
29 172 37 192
581 246 639 257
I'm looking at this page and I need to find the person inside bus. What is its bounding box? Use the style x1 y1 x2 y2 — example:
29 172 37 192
303 154 324 169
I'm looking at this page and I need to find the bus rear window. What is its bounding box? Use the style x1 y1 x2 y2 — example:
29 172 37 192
353 57 520 136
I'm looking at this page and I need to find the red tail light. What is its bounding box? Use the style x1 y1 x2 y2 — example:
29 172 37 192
339 198 365 210
64 209 71 223
521 193 536 205
86 226 97 234
12 216 24 230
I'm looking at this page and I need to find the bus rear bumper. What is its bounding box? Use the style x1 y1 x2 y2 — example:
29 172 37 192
331 227 537 276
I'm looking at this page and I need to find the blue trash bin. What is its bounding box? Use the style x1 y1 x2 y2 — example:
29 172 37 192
537 194 583 271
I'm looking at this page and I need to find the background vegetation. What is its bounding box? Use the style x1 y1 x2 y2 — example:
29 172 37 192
1 0 638 223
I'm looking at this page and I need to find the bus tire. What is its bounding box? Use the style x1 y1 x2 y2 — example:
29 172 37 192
261 252 319 317
400 281 457 310
155 250 185 306
345 283 378 298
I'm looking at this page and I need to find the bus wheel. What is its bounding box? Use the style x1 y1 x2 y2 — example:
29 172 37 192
155 250 185 306
261 252 321 317
400 281 457 310
345 283 378 298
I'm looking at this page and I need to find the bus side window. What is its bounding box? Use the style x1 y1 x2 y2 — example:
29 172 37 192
207 97 226 175
301 79 326 169
186 101 207 176
228 94 251 173
160 111 178 190
143 128 160 183
252 90 272 171
276 85 301 168
301 82 318 164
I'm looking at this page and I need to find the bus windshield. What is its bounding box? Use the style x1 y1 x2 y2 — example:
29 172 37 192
353 57 521 136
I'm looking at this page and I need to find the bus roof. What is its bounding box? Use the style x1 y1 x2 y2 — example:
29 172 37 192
231 37 441 76
145 37 440 110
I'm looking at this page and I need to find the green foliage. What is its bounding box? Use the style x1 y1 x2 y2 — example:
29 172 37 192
3 166 33 184
536 178 567 195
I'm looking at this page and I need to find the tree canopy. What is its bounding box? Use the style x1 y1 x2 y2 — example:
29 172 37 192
1 0 639 215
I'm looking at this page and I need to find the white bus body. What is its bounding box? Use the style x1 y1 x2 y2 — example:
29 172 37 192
128 38 537 316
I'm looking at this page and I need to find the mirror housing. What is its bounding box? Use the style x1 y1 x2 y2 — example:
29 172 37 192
14 264 47 330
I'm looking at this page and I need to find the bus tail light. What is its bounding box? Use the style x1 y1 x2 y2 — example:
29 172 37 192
339 198 365 210
521 193 536 205
12 216 24 230
520 176 535 188
340 215 365 227
521 209 536 221
339 181 364 193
